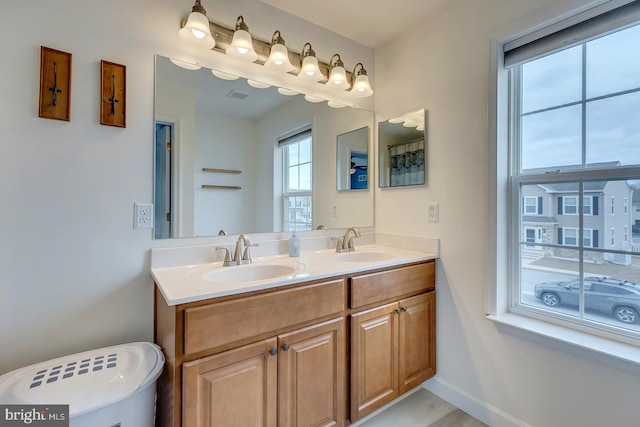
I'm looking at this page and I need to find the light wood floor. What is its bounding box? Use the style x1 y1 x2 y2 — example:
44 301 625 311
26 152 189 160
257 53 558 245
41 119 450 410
356 388 487 427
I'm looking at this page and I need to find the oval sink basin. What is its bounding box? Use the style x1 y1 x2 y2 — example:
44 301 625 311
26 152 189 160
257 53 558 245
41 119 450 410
336 251 396 262
203 264 298 283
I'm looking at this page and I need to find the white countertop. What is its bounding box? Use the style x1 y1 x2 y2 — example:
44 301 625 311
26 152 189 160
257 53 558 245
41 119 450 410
152 244 437 306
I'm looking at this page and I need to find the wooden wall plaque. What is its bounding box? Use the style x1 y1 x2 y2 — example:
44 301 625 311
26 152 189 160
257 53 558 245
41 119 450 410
39 46 72 121
100 60 126 128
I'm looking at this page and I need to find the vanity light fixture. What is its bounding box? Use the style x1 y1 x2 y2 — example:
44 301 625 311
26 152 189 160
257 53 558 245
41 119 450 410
298 43 324 82
277 88 299 96
327 100 348 108
225 16 258 62
247 79 271 89
169 58 201 70
304 94 324 103
178 0 215 49
264 30 294 72
350 63 373 97
327 54 349 90
211 69 240 80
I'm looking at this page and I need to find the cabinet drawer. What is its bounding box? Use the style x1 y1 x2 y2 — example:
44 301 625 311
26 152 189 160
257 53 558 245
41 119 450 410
184 279 345 355
350 262 434 310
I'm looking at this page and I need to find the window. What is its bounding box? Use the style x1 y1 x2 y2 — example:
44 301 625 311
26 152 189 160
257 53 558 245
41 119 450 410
625 225 629 243
611 196 615 215
559 227 593 248
557 195 594 215
503 4 640 339
523 196 541 214
611 227 615 248
280 128 312 232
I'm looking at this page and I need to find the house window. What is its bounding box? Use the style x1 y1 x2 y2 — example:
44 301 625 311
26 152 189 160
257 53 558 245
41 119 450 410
563 197 578 215
502 4 640 339
280 128 312 232
624 197 628 214
611 196 615 215
624 225 628 243
611 227 615 248
557 195 595 215
523 196 541 214
559 227 593 248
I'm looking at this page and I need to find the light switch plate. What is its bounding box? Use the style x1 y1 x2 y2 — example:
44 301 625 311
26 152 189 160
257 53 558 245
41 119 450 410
134 203 154 229
427 203 439 223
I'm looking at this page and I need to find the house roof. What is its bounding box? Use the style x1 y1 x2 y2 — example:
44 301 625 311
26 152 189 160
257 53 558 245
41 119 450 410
539 182 607 193
522 216 558 224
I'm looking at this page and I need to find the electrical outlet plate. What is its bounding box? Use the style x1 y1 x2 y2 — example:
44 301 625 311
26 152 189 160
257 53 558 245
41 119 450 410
134 203 154 229
427 202 439 223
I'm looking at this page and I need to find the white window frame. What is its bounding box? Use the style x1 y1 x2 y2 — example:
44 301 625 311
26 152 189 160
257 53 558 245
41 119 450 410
280 128 313 232
488 0 640 372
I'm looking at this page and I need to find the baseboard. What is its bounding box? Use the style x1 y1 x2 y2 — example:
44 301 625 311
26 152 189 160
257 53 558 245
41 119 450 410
423 377 532 427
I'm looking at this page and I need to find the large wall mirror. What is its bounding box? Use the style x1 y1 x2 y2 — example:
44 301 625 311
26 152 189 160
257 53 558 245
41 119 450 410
378 109 427 188
154 55 374 239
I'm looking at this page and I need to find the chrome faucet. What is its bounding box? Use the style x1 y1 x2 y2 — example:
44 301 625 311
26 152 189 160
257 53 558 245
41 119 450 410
343 227 361 252
234 234 254 265
215 234 257 266
332 227 361 253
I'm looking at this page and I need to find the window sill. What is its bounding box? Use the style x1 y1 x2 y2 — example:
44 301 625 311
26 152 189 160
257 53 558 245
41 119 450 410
488 313 640 376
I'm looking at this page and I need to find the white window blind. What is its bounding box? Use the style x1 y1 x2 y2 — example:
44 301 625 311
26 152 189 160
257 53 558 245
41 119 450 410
504 0 640 67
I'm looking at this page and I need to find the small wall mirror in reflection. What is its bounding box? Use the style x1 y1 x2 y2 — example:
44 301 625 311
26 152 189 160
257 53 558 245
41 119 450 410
378 109 426 188
337 126 369 191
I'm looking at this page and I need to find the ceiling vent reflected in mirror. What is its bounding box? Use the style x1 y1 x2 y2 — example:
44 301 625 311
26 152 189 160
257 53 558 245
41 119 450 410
226 89 249 100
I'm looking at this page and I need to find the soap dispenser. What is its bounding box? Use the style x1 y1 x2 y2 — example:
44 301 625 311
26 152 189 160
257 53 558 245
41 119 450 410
288 231 300 257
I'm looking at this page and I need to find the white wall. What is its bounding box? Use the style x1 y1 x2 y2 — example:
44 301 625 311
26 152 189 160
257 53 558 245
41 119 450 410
0 0 372 374
374 0 640 426
194 112 258 236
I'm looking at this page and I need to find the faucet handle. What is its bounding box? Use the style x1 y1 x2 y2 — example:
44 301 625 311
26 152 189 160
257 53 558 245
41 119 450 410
215 246 234 266
331 237 345 253
241 242 259 263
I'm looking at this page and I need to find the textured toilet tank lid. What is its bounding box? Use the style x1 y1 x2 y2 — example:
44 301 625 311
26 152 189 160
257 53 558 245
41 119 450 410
0 342 165 417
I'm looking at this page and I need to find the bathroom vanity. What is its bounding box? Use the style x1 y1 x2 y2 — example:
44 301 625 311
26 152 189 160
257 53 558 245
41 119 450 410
153 245 436 426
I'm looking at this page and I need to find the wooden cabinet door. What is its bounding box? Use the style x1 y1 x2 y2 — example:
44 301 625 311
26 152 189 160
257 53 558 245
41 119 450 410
278 318 346 427
350 302 399 422
398 292 436 394
182 338 278 427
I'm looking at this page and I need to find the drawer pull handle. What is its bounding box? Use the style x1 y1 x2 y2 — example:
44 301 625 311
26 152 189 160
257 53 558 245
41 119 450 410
269 347 278 356
395 308 401 315
282 343 290 352
401 306 408 312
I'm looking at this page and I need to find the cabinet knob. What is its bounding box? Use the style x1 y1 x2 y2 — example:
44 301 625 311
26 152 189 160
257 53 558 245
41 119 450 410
395 308 401 315
281 343 290 352
401 306 408 312
269 347 277 356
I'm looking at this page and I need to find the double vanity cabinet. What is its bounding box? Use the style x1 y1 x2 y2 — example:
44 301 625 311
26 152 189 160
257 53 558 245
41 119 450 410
154 255 435 427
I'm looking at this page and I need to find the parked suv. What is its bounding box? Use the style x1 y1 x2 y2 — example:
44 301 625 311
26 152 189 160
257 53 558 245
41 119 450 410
534 277 640 324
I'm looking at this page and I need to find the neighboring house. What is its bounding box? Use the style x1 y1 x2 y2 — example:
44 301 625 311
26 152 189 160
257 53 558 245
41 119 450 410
522 176 633 264
633 190 640 233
